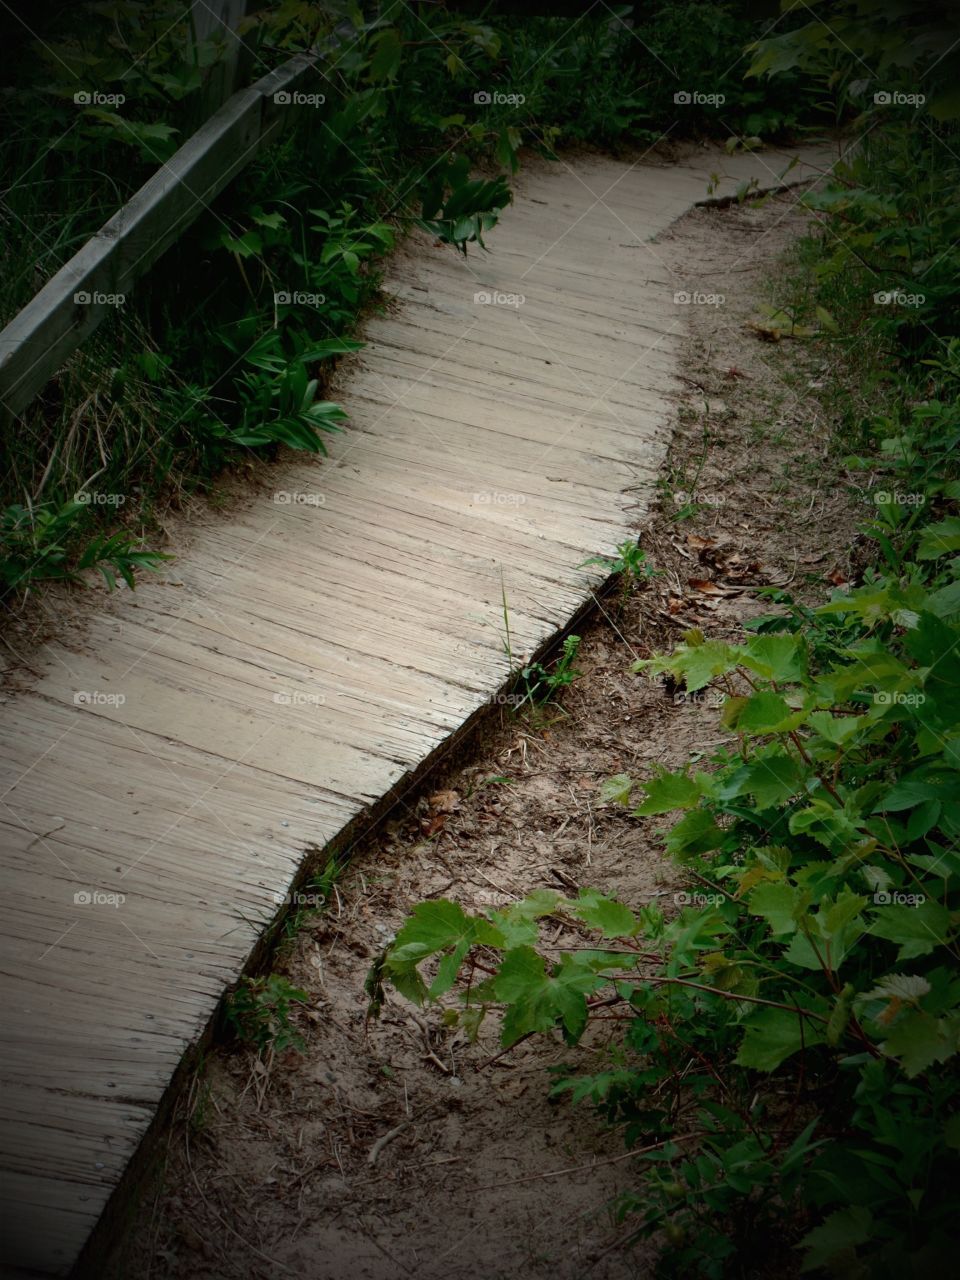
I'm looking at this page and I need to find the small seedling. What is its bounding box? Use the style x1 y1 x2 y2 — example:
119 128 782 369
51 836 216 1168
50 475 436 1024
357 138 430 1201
465 774 513 799
225 974 309 1054
515 633 581 710
580 539 658 601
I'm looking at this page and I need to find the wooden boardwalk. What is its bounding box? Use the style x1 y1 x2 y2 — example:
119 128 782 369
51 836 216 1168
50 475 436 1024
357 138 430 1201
0 143 835 1277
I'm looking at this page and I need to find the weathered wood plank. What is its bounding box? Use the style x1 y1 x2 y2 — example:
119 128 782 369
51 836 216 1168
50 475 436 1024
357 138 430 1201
0 143 840 1277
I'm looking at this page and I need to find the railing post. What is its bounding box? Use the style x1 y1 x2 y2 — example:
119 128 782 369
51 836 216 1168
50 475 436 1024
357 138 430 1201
191 0 255 114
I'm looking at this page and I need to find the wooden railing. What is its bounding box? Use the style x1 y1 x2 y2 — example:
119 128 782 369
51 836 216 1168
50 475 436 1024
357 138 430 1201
0 48 319 419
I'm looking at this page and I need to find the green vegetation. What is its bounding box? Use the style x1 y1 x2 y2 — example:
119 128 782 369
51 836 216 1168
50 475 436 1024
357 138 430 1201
379 4 960 1275
516 633 582 711
225 973 309 1054
1 1 828 599
581 537 659 606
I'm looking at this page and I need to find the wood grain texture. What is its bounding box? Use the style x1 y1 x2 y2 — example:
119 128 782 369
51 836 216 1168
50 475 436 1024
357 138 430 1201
0 142 841 1276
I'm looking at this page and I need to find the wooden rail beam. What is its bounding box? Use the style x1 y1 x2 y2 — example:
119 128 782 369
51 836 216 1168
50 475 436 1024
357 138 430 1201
0 51 319 419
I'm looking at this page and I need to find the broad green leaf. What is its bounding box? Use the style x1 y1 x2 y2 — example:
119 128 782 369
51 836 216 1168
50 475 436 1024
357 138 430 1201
493 947 601 1047
823 891 868 938
817 585 903 625
917 517 960 561
733 691 805 733
735 1005 825 1072
800 1206 873 1273
807 711 865 745
639 639 739 692
926 577 960 618
599 773 633 806
868 900 952 959
251 208 285 230
634 769 704 815
487 889 559 948
785 919 862 972
493 945 547 1002
389 899 502 961
789 801 864 852
569 888 639 938
748 881 802 936
222 230 263 257
741 752 804 807
861 972 930 1004
429 942 470 998
878 770 958 812
741 633 805 682
882 1010 958 1077
665 808 727 859
369 28 402 82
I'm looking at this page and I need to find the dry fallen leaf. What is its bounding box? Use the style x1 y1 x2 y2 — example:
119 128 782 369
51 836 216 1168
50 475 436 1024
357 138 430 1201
688 578 742 596
428 789 461 814
747 321 782 343
686 533 716 551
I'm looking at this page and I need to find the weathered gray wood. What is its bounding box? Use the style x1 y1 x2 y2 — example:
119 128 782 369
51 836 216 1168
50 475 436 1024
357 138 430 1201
0 143 839 1278
0 52 317 418
191 0 254 110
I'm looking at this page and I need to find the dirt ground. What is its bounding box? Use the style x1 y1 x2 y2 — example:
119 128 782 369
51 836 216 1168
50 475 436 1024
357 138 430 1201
107 180 863 1280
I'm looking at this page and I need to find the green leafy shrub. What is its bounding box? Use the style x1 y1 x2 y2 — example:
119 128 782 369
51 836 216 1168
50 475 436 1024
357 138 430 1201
0 500 169 598
225 974 309 1054
747 0 960 354
378 7 960 1270
380 515 960 1273
517 634 582 710
3 2 832 596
